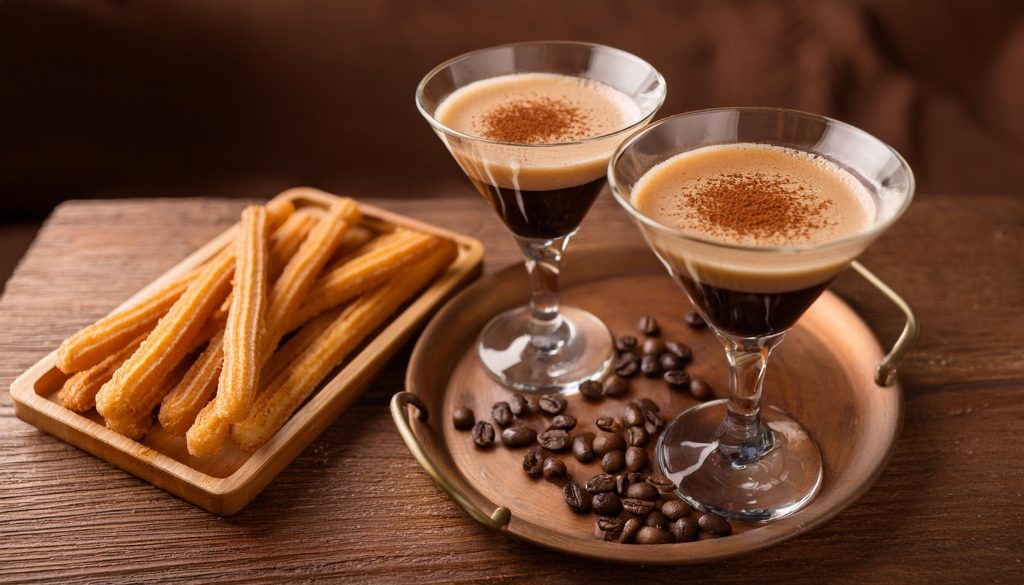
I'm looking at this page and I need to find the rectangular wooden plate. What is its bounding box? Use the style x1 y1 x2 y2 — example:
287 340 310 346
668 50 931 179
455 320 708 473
9 188 484 516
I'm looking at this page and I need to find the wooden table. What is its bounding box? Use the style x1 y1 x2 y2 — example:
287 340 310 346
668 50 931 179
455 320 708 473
1 192 1021 583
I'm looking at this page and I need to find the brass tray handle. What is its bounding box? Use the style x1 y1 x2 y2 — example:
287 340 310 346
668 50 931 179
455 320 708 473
390 391 513 530
851 261 921 386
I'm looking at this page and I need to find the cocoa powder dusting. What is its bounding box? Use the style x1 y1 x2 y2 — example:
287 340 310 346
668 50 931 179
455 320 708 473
478 97 593 144
682 172 835 241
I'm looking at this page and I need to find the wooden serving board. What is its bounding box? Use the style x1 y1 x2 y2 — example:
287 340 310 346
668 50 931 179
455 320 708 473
10 188 484 516
396 247 902 564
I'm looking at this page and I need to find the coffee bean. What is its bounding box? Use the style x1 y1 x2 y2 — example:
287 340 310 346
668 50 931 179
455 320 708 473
526 396 541 415
522 446 545 477
452 407 475 430
542 457 567 481
646 475 675 494
661 500 691 521
625 446 648 472
663 369 691 389
635 526 671 544
665 341 692 362
645 510 670 530
491 401 513 427
659 352 682 372
689 377 713 400
622 498 657 516
625 482 659 501
623 403 644 426
642 337 666 356
637 315 660 336
563 480 591 513
571 432 596 463
595 416 621 433
602 375 629 397
640 354 662 377
684 310 707 329
538 396 567 415
538 428 571 451
626 426 649 447
501 425 536 448
619 517 642 544
594 516 624 541
508 394 529 418
699 512 732 536
601 450 625 473
643 409 666 434
615 335 638 353
671 516 699 542
579 379 604 400
549 414 577 430
634 398 660 413
593 432 626 455
615 472 644 496
584 474 616 494
592 492 623 515
615 354 640 378
471 421 495 448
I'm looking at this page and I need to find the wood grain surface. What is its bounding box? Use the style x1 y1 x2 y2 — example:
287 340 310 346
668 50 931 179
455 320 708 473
1 192 1022 584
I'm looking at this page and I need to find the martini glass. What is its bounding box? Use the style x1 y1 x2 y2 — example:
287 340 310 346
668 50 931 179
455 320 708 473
417 42 666 393
608 108 914 520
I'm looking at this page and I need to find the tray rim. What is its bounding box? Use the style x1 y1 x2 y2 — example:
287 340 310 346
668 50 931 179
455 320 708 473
398 246 904 565
10 187 485 515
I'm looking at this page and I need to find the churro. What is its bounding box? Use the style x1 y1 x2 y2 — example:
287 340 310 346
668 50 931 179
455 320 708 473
284 229 443 332
158 330 225 435
58 334 147 412
55 199 294 374
104 358 192 440
231 241 456 452
96 247 235 420
261 199 360 352
216 206 270 423
186 399 230 458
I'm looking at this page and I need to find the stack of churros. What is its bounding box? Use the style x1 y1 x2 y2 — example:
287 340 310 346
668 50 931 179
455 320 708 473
56 196 456 456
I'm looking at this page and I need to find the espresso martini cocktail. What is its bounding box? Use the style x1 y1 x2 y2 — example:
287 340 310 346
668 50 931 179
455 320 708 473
418 42 666 393
434 72 642 239
632 142 876 337
610 108 914 521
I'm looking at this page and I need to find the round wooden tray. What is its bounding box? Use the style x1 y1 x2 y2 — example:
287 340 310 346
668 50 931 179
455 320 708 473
393 247 914 564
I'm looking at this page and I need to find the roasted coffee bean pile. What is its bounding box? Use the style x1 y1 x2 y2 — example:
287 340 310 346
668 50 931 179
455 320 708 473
450 311 733 544
613 314 715 401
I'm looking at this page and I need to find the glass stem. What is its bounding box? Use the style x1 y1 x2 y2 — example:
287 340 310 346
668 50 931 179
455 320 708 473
515 235 571 352
715 332 786 463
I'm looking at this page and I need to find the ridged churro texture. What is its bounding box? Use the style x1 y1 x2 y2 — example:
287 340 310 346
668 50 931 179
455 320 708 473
59 334 147 412
158 330 224 435
95 249 235 420
231 240 456 452
55 199 294 375
185 399 230 458
215 206 270 423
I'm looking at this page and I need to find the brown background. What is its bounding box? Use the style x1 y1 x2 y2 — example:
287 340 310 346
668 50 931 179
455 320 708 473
1 0 1023 286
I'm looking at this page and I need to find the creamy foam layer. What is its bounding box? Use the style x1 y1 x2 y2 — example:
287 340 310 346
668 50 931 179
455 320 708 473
435 73 642 191
631 143 878 292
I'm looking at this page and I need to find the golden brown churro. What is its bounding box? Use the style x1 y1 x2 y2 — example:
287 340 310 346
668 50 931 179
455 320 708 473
216 206 270 423
58 334 147 412
96 248 235 421
284 230 443 332
55 199 295 374
231 241 456 452
158 330 225 435
104 358 192 440
185 399 230 458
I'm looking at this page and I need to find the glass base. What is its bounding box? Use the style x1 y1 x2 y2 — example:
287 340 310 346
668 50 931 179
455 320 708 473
477 305 615 394
656 399 823 522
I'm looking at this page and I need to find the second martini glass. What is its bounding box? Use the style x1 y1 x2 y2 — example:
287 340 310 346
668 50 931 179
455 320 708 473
417 41 666 393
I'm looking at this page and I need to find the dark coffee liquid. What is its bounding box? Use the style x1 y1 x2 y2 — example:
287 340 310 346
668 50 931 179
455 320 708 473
677 275 832 337
469 176 607 240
